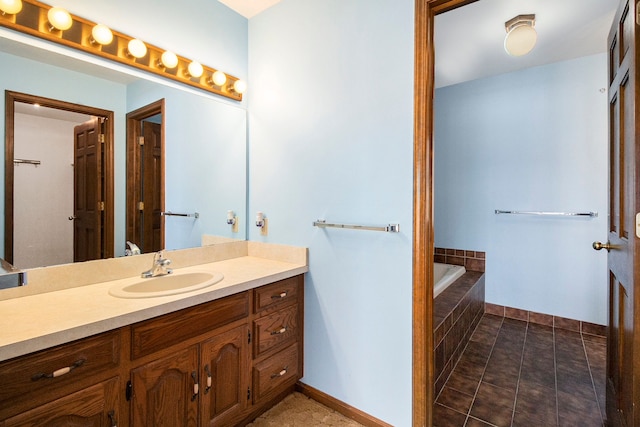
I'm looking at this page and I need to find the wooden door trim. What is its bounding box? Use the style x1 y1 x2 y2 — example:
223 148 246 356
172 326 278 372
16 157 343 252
126 99 165 251
413 1 477 425
4 90 114 264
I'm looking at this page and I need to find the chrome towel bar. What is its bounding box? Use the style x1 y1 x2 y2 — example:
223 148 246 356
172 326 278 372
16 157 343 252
313 219 400 233
495 210 598 218
161 211 200 218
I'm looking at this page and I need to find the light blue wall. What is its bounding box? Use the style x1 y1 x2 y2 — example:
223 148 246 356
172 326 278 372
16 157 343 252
434 53 608 325
248 1 414 425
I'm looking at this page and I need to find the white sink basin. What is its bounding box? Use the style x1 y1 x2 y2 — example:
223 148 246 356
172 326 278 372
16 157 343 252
109 270 224 299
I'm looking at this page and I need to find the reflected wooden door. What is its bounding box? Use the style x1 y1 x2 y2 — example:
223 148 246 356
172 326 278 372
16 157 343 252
126 99 164 254
141 121 163 252
604 0 640 425
73 118 102 262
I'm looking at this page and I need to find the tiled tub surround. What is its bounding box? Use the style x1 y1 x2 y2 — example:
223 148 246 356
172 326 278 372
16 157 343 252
435 247 485 273
434 271 485 395
485 302 607 337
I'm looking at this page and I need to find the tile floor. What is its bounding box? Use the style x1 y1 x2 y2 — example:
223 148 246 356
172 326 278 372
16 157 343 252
433 314 606 427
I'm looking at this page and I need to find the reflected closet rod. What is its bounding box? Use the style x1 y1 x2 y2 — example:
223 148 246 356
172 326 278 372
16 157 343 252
14 158 41 166
161 211 200 218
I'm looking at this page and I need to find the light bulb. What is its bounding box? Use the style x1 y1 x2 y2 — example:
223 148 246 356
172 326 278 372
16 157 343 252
233 79 247 94
187 61 203 78
211 70 227 86
48 6 72 31
0 0 22 15
127 39 147 58
91 24 113 45
160 51 178 69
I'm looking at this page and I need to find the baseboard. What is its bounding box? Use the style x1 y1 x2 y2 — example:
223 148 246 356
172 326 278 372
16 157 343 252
295 382 393 427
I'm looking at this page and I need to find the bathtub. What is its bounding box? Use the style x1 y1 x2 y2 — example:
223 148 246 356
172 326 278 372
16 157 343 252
434 262 466 298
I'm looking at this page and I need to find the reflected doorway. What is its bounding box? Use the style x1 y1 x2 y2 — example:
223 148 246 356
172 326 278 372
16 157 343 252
126 99 165 254
4 91 115 268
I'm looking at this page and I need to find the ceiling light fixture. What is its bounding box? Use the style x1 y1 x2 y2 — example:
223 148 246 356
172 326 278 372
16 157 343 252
504 14 537 57
47 6 72 31
0 0 22 15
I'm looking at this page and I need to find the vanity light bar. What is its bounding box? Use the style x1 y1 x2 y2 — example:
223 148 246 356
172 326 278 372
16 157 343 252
0 0 245 101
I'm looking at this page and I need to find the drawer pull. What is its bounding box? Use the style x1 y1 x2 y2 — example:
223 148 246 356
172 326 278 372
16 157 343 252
31 358 86 381
204 365 212 394
270 326 288 335
108 410 118 427
271 291 288 299
191 371 199 401
270 366 288 379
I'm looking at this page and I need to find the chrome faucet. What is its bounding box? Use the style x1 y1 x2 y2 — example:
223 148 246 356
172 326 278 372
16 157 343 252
141 251 173 278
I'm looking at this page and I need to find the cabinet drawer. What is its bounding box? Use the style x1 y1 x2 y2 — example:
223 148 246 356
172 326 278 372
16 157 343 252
131 291 248 359
254 276 300 313
253 304 298 357
3 377 120 426
252 343 299 403
0 330 120 418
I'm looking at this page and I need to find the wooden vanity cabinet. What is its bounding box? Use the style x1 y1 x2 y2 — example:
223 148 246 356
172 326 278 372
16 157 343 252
0 329 123 426
128 274 303 427
0 275 303 427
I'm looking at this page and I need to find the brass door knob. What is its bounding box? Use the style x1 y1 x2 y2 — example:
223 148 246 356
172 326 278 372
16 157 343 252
592 241 613 251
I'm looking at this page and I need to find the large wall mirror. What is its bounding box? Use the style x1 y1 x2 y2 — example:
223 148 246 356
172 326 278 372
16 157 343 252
0 30 247 271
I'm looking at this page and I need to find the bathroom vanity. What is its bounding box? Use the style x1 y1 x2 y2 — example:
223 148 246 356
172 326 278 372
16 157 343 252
0 242 307 426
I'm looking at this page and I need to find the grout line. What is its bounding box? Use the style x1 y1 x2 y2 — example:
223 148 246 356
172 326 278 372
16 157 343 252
463 315 504 426
581 331 606 425
510 320 529 426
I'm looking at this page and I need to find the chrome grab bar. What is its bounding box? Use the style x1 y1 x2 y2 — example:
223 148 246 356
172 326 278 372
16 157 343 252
313 219 400 233
495 210 597 218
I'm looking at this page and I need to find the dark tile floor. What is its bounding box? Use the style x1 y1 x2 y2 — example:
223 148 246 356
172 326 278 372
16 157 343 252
433 314 606 427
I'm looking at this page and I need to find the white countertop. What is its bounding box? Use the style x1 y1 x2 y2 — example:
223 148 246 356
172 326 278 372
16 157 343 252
0 255 308 362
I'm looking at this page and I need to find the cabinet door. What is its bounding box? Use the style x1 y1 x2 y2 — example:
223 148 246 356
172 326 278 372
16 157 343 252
201 324 250 427
3 377 119 427
131 346 199 427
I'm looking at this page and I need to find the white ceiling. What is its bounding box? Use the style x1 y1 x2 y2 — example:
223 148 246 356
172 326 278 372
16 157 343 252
435 0 619 88
218 0 282 19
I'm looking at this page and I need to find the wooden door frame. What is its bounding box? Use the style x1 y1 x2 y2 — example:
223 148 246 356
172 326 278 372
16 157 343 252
413 1 478 425
4 90 114 264
126 99 165 251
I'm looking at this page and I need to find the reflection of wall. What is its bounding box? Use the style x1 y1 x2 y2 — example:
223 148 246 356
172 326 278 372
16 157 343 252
126 79 247 250
0 51 127 259
13 113 76 268
434 53 608 325
249 1 414 425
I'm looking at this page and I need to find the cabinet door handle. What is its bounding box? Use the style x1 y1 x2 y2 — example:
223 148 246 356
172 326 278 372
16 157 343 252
108 410 118 427
270 366 288 379
191 371 199 401
270 326 287 335
204 365 212 394
271 291 288 299
31 358 86 381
